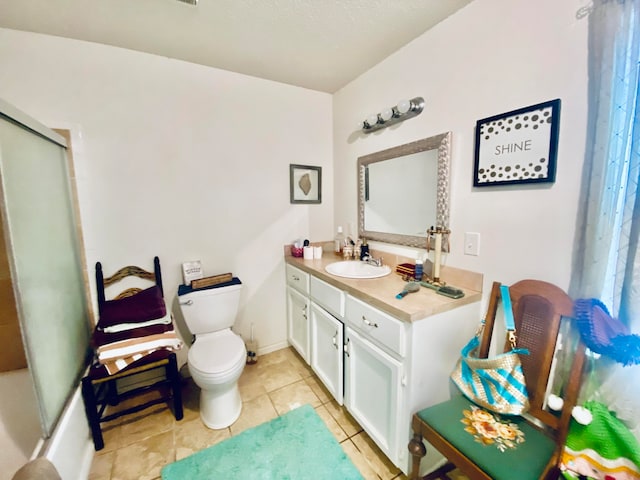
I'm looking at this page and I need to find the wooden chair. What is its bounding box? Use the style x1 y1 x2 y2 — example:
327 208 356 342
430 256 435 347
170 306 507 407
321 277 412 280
81 256 183 451
408 280 587 480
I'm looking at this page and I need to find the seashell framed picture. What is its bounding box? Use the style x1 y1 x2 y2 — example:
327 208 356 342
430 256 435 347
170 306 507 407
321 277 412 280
290 164 322 204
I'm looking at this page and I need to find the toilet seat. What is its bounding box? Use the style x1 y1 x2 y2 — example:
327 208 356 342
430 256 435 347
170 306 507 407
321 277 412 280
188 330 245 381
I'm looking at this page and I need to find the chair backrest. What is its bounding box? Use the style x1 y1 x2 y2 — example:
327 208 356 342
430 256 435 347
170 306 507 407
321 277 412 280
96 256 163 313
479 280 586 447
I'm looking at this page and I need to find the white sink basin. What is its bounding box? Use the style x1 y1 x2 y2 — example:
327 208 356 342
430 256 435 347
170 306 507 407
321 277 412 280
325 261 391 279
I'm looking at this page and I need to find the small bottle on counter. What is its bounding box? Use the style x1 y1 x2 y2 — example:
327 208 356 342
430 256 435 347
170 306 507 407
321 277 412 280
354 239 362 260
415 256 424 281
334 226 345 254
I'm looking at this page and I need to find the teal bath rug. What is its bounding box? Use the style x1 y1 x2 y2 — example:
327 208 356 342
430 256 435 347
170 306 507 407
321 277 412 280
161 404 364 479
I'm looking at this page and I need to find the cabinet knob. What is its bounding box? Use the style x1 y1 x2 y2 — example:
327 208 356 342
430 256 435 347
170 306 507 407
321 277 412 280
332 330 338 349
292 275 300 281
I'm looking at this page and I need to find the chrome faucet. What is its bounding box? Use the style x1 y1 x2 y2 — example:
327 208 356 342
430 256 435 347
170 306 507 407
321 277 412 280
362 253 383 267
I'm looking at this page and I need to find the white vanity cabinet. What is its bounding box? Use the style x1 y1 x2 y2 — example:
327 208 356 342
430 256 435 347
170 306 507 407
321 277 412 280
286 264 310 363
344 327 403 458
285 259 481 475
309 276 345 405
343 295 482 473
344 295 407 465
310 303 344 404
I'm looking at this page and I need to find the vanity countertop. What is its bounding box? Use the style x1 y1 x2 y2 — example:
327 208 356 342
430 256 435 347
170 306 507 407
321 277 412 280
285 252 482 323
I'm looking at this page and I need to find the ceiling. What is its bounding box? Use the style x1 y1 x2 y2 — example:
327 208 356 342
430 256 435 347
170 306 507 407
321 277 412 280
0 0 473 93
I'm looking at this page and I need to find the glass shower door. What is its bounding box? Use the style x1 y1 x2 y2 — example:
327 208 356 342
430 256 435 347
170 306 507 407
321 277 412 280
0 107 91 437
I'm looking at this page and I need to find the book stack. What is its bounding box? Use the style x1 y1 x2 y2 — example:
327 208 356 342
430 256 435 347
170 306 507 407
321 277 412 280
395 263 416 279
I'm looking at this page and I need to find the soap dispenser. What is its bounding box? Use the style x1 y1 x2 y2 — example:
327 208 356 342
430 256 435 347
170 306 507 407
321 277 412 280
360 238 369 260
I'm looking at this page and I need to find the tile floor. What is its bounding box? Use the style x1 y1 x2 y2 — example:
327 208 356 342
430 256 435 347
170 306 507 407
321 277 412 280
88 347 469 480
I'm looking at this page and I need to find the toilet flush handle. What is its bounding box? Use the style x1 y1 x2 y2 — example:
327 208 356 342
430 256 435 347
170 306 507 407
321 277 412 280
179 299 193 306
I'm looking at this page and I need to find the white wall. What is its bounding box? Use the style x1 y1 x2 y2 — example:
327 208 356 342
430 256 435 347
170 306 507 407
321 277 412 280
333 0 588 296
0 28 334 361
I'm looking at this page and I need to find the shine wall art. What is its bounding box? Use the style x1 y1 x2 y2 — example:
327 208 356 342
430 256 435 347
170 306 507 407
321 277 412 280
473 99 561 187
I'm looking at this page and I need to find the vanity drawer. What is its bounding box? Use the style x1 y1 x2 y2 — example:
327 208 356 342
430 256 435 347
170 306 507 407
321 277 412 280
285 264 309 295
310 276 345 318
346 295 406 358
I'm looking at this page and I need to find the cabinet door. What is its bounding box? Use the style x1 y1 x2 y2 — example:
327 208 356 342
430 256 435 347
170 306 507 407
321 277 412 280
310 302 344 405
287 286 310 363
344 327 403 463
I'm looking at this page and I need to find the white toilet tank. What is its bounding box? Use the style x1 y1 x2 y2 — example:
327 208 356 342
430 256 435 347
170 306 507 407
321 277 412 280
178 278 242 335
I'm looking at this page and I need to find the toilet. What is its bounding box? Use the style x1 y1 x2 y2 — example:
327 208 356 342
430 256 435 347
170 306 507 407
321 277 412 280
177 278 246 429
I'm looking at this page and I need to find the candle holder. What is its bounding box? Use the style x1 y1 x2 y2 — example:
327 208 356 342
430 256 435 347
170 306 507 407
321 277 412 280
426 226 451 286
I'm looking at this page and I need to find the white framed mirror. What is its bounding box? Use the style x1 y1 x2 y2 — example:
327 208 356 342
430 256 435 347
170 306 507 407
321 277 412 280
357 132 451 251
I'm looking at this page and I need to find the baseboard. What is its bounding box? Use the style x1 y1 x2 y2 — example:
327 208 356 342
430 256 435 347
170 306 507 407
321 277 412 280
258 340 289 356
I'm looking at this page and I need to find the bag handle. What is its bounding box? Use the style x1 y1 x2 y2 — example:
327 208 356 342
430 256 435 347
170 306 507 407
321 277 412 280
500 284 518 348
475 283 518 348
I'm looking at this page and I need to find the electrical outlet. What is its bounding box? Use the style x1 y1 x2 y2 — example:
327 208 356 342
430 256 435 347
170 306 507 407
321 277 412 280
464 232 480 256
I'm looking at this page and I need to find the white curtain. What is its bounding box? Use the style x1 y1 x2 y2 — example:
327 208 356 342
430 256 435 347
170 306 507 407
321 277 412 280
570 0 640 439
571 0 640 326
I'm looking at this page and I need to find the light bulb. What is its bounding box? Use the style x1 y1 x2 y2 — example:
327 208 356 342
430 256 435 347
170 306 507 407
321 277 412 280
366 114 379 127
380 108 393 122
397 99 411 114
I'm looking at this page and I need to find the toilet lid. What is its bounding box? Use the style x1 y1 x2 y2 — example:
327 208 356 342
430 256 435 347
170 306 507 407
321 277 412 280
189 331 245 374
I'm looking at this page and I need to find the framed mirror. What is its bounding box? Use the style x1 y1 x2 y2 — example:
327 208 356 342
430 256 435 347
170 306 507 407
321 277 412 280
357 132 451 251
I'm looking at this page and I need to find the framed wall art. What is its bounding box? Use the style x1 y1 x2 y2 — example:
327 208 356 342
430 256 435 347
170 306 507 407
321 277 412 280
290 164 322 204
473 99 561 187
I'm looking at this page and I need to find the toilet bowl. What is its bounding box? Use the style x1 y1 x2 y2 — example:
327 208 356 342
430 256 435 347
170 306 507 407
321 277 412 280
178 279 245 429
188 329 246 429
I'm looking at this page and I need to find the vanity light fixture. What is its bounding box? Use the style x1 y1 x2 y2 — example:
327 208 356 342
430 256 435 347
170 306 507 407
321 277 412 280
362 97 425 133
